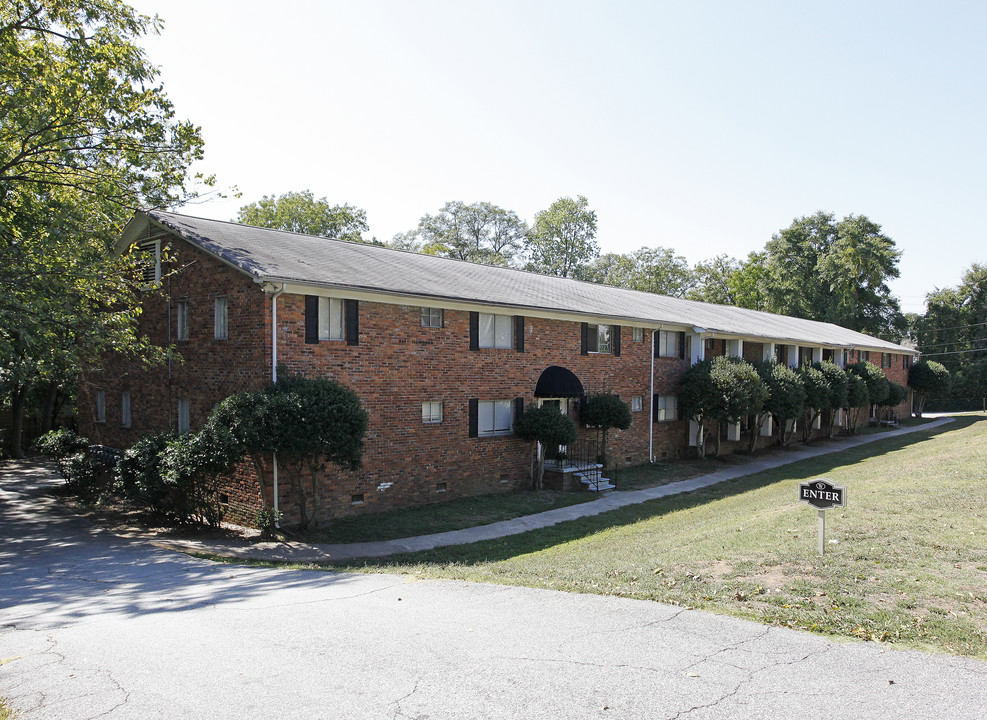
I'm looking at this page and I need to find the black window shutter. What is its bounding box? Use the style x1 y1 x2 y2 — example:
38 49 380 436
469 312 479 351
514 316 524 352
345 299 359 346
580 323 588 355
653 394 659 423
679 331 686 359
468 398 478 438
613 325 621 357
514 397 524 422
304 295 319 344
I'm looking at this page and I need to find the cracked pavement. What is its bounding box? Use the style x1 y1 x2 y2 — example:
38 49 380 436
2 462 986 719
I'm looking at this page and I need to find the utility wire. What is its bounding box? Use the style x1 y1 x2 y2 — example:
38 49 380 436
917 336 987 350
918 320 987 332
920 348 987 358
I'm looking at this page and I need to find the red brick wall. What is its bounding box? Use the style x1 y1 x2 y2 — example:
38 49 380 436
80 234 917 527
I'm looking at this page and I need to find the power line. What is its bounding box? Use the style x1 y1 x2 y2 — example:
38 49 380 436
921 348 987 358
918 336 987 350
918 320 987 332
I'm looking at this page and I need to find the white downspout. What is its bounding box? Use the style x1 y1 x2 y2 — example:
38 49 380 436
270 283 285 526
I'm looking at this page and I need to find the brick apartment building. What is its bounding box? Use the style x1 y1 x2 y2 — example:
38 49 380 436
79 211 917 525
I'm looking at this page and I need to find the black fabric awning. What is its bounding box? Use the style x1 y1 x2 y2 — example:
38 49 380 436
534 366 585 398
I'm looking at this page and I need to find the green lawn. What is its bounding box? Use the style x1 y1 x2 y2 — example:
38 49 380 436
281 414 987 658
299 489 596 543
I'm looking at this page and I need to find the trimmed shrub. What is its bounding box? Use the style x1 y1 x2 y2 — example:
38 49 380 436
581 393 631 468
34 429 88 481
514 403 578 489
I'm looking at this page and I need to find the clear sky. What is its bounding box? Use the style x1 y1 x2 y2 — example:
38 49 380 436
125 0 987 314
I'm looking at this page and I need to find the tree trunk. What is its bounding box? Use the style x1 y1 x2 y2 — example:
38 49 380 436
747 413 765 454
712 421 722 457
695 420 706 459
9 383 31 459
40 382 59 434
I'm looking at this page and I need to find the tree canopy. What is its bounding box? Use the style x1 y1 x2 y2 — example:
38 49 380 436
235 190 369 243
763 212 904 337
394 200 524 266
1 0 207 456
914 263 986 411
525 195 598 277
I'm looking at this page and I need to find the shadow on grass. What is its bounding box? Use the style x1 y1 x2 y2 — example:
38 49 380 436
327 415 981 570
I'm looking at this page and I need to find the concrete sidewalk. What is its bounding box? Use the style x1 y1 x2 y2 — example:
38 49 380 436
152 417 954 562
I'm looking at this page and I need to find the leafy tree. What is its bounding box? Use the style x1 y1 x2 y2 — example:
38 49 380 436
579 252 636 287
580 246 694 297
679 357 766 457
1 0 206 456
409 200 526 266
844 373 870 433
513 404 577 490
236 190 369 242
798 365 831 442
625 246 694 297
525 195 598 277
751 361 805 450
580 393 631 468
763 212 904 337
878 381 908 422
814 361 849 437
916 264 987 410
848 361 889 411
687 252 769 310
908 360 951 417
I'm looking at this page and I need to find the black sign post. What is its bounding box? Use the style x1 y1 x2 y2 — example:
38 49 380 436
798 478 846 556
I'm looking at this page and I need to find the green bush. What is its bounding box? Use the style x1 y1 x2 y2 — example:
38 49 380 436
581 393 631 468
114 432 175 513
513 403 578 489
34 428 88 480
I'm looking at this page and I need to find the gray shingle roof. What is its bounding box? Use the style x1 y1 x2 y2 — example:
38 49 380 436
132 210 913 353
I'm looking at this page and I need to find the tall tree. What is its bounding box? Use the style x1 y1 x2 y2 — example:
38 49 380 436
763 212 904 337
1 0 206 456
525 195 598 277
580 246 694 297
687 251 768 310
409 200 526 266
236 190 369 243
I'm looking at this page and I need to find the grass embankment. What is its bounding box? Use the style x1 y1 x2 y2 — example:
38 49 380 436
301 489 596 544
283 415 987 658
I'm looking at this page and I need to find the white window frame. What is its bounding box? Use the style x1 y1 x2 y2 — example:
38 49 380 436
631 395 643 412
633 327 644 343
479 313 513 349
176 299 189 341
121 391 131 428
656 395 678 422
177 397 191 434
422 401 443 424
478 400 514 437
214 297 228 340
658 330 680 358
587 324 612 354
421 307 443 328
95 389 106 424
319 297 344 340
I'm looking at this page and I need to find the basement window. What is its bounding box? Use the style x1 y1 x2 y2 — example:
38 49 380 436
351 493 365 505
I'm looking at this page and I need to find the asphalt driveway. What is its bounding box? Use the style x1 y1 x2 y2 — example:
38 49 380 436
2 460 985 719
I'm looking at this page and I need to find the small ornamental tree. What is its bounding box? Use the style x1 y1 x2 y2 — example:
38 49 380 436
751 361 805 450
513 404 577 489
879 381 909 421
200 375 367 530
814 361 849 438
847 361 889 422
908 360 951 417
679 357 766 457
581 393 632 468
844 374 870 433
679 359 716 458
799 365 831 442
